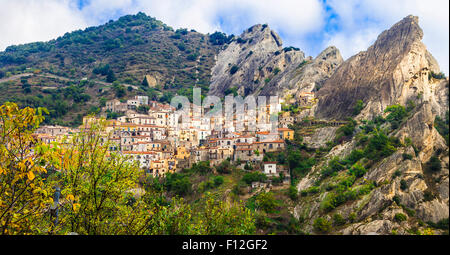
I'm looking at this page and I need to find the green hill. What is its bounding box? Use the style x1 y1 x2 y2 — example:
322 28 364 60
0 12 231 126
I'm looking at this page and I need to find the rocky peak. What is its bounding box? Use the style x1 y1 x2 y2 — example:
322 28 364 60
208 24 301 97
315 15 442 120
370 15 423 57
241 24 283 48
259 45 343 100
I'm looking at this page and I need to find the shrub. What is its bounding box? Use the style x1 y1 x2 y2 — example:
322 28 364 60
216 160 232 174
353 100 364 116
213 176 224 187
301 186 319 196
392 195 401 205
400 179 408 191
164 173 192 196
273 67 281 75
209 31 232 45
242 172 267 185
191 161 212 175
288 185 298 201
254 192 278 213
187 53 198 61
392 170 402 178
429 71 446 80
423 191 436 202
333 214 346 226
384 104 406 130
321 157 345 179
348 163 367 178
394 213 407 222
346 149 365 165
364 130 397 161
426 156 442 172
348 213 356 223
313 218 332 233
402 153 413 160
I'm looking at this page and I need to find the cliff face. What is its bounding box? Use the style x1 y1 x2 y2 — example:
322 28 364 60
293 15 449 235
260 46 343 99
208 25 343 99
315 15 442 120
208 24 297 97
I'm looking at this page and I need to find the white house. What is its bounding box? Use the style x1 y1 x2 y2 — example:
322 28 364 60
263 162 277 176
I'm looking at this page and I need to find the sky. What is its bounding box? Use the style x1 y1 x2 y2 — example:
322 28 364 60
0 0 448 74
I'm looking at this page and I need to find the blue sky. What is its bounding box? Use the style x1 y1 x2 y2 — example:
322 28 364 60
0 0 448 73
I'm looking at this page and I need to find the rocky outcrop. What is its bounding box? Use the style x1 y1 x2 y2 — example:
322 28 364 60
292 15 449 235
260 46 343 99
208 24 305 97
208 24 343 100
303 127 338 149
315 15 442 120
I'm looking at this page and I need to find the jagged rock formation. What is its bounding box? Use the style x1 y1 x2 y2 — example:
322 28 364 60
208 24 304 97
315 15 442 120
294 15 449 235
260 46 343 100
208 24 343 99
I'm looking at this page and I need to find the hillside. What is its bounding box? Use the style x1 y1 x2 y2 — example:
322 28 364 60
0 12 227 125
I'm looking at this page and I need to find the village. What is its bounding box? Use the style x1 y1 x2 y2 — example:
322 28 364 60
33 93 323 191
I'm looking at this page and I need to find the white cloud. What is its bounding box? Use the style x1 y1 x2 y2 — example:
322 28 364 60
0 0 88 51
0 0 448 74
324 0 449 74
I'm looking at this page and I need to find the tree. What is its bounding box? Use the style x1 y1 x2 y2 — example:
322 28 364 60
216 160 232 174
0 102 54 234
427 156 442 172
348 163 367 178
49 120 148 234
254 192 278 213
385 104 407 129
191 161 212 175
137 105 150 114
113 83 126 98
106 69 116 83
313 217 332 234
353 100 364 116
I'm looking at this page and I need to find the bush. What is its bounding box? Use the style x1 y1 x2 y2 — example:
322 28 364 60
209 32 232 45
242 172 267 185
191 161 212 175
400 179 408 191
273 67 281 75
392 170 402 178
321 157 345 179
385 104 407 129
394 213 407 222
187 53 198 61
392 195 401 205
364 130 397 161
426 156 442 172
402 153 413 160
333 214 346 226
429 71 446 80
213 176 224 187
346 149 365 165
348 163 367 178
164 173 192 196
353 100 364 116
301 186 319 196
254 192 278 213
313 218 332 233
288 185 298 201
216 160 232 174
